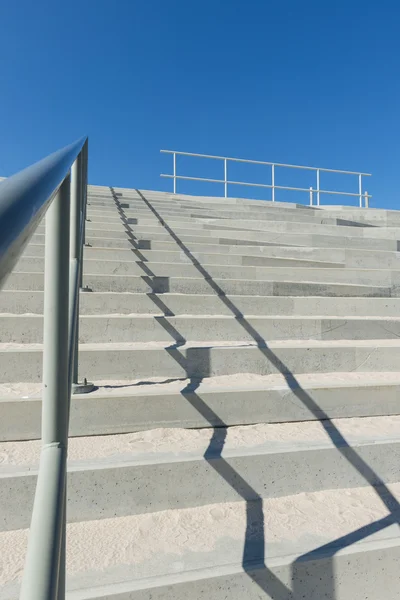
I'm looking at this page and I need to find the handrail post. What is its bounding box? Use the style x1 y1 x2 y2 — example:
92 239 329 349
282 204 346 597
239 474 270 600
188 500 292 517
224 159 228 198
359 173 362 207
20 176 71 600
82 139 89 247
70 153 94 395
271 164 275 202
365 190 369 208
309 186 313 206
316 169 320 206
173 152 176 194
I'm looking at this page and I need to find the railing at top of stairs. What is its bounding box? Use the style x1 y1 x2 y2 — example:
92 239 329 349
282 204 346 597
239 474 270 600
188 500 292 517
0 137 94 600
160 149 372 207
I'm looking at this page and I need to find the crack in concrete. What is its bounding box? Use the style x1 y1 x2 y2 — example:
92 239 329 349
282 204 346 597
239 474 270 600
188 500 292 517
320 321 348 336
380 325 400 339
350 346 378 372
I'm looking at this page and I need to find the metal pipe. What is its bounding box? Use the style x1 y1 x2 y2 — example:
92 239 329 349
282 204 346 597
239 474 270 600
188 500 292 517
20 175 71 600
0 137 86 287
160 149 372 176
70 158 82 385
56 491 66 600
82 140 88 246
160 174 372 199
316 169 320 206
224 159 228 198
173 152 176 194
271 164 275 202
309 186 313 206
365 191 369 208
359 174 362 207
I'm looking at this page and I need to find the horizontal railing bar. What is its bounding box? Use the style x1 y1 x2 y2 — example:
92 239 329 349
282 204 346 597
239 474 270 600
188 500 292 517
161 174 372 197
160 149 371 176
161 174 226 185
0 137 87 288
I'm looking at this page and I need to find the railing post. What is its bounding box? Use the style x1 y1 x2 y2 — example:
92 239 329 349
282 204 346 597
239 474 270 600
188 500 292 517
82 139 89 246
70 153 94 395
271 164 275 202
173 152 176 194
316 169 320 206
365 190 369 208
224 159 228 198
20 176 71 600
359 173 362 207
309 186 313 206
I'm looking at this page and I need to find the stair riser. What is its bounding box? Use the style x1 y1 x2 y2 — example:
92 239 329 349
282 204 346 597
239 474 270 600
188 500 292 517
2 292 400 316
3 273 391 297
62 541 400 600
1 440 399 531
81 215 400 239
2 343 400 382
43 220 371 239
13 256 400 286
84 227 400 252
15 255 345 274
31 226 400 252
88 205 366 226
2 316 400 343
2 382 400 441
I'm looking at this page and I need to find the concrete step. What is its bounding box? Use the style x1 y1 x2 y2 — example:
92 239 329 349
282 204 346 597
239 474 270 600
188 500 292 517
11 257 400 287
83 247 345 269
2 372 400 441
31 233 295 251
3 272 392 296
3 291 400 316
21 237 399 273
1 477 400 598
84 214 371 236
91 204 370 227
84 227 400 252
4 315 400 344
16 253 346 273
1 417 400 532
112 189 316 210
51 219 375 241
3 338 400 382
318 206 400 226
34 222 400 252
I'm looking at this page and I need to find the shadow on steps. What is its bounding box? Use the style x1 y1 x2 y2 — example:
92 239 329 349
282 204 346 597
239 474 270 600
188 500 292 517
109 188 400 599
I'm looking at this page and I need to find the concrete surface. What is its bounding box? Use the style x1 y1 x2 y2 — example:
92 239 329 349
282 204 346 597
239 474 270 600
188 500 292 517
2 186 400 598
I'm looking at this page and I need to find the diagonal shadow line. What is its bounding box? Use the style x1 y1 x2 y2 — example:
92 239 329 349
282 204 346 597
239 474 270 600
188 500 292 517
136 189 400 598
295 513 398 563
110 187 154 268
110 188 180 321
181 374 295 599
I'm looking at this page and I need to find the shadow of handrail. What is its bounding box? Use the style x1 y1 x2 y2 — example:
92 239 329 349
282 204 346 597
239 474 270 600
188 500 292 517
133 189 400 598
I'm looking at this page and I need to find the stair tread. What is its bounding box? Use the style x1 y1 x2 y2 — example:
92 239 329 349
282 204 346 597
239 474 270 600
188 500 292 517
2 369 400 398
2 416 400 470
1 485 399 597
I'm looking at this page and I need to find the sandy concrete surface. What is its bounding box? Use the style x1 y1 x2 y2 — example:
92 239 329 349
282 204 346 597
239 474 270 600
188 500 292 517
1 415 400 467
2 371 400 399
1 484 400 587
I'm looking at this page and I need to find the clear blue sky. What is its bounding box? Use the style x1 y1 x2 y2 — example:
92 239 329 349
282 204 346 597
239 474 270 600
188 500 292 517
0 0 398 208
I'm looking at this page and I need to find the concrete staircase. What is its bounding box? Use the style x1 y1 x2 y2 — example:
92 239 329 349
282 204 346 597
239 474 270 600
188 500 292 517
1 187 400 599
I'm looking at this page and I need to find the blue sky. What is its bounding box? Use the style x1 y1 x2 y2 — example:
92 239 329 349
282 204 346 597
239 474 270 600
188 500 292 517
0 0 399 208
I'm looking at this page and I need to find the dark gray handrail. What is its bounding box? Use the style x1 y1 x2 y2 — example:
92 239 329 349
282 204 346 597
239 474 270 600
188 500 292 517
0 137 92 600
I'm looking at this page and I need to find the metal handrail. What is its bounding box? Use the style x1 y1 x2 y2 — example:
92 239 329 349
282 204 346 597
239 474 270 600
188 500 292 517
0 137 93 600
160 149 372 207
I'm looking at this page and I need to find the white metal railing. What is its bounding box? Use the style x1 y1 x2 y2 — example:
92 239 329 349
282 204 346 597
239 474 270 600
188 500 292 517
160 150 372 208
